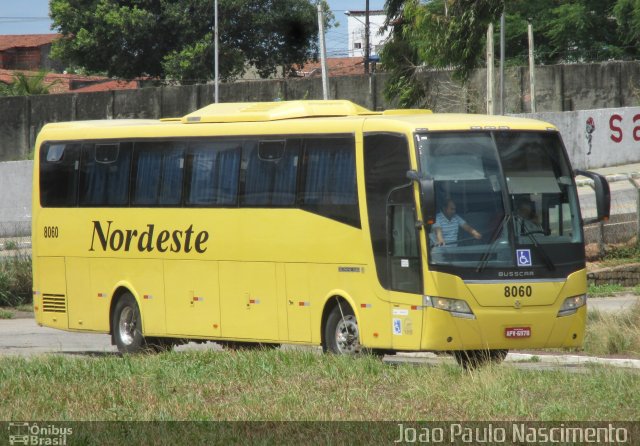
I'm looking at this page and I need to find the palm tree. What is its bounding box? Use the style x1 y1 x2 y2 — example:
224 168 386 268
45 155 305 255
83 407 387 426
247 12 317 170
0 71 61 96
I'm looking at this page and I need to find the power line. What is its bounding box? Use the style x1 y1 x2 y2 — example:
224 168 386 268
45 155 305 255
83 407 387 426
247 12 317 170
0 17 49 21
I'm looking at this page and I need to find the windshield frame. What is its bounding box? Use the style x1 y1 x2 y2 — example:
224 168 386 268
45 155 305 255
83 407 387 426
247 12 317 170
415 129 585 281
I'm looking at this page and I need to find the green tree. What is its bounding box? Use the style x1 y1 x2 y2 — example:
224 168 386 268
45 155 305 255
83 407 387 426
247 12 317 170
0 71 60 96
50 0 332 82
614 0 640 57
381 0 634 107
380 0 503 107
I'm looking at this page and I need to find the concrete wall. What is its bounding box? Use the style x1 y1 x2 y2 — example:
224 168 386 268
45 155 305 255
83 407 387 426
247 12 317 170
3 61 640 161
5 106 639 237
4 61 640 236
0 161 32 237
517 106 640 170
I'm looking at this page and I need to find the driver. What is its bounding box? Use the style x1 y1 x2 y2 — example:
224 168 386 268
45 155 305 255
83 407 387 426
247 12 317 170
432 198 481 246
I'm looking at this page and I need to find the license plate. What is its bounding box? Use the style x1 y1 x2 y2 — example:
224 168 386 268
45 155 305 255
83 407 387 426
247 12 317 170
505 327 531 338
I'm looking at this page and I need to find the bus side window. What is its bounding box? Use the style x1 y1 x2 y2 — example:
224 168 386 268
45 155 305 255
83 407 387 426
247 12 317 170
241 138 299 206
79 143 132 206
186 141 241 206
132 142 185 206
299 136 359 227
39 143 80 207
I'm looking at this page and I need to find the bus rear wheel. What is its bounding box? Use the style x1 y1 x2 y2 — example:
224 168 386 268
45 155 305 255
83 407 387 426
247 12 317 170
113 293 146 354
453 349 508 369
324 303 362 354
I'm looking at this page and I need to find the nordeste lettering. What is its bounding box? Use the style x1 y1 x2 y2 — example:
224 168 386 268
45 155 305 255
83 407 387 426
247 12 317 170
89 221 208 253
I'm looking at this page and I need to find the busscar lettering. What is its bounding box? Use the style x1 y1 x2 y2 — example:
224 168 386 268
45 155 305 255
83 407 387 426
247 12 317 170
90 221 208 253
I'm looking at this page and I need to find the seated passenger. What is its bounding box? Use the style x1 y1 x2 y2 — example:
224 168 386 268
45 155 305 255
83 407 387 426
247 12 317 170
516 199 543 234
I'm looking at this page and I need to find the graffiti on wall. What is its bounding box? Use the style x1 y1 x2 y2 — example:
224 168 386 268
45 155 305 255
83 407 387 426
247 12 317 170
519 107 640 170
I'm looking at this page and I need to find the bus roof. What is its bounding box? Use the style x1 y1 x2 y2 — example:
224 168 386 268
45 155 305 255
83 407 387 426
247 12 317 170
38 100 557 134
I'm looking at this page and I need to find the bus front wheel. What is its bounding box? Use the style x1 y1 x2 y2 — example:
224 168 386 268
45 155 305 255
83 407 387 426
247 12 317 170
113 293 145 354
324 303 362 354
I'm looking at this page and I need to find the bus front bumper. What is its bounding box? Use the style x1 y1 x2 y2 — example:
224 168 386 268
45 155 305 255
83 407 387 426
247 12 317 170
420 305 586 351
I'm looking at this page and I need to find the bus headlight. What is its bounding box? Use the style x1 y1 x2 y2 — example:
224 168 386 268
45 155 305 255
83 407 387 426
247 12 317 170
557 294 586 317
423 295 475 319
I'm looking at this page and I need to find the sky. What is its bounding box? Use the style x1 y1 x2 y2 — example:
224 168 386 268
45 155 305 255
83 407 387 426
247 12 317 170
0 0 386 57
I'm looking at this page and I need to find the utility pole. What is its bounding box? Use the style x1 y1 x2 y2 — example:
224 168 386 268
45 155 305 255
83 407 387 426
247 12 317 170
364 0 370 74
318 3 329 100
499 11 505 115
528 20 536 113
214 0 219 103
486 23 494 115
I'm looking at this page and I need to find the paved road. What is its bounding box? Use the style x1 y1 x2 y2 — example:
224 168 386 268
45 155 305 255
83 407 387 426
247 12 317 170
1 296 638 370
588 294 640 313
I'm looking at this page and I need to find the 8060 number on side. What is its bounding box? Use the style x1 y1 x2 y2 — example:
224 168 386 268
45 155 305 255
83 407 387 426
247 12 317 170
43 226 59 238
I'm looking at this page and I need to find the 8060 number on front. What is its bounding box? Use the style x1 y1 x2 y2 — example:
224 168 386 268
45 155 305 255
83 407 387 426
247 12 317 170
504 285 532 298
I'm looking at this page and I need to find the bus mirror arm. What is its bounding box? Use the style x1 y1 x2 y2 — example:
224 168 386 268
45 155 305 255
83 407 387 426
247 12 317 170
406 170 436 224
574 170 611 223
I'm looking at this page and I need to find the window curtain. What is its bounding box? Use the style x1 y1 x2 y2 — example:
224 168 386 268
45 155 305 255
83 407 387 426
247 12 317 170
189 143 240 206
304 140 356 205
81 144 131 206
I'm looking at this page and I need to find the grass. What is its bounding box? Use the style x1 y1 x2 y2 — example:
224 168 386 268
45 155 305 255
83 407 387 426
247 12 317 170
599 243 640 266
14 303 33 313
0 251 31 307
0 350 638 423
587 283 626 296
3 240 18 251
0 308 14 319
584 301 640 357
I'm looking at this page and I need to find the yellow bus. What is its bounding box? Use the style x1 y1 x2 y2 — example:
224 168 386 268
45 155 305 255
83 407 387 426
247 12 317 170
32 100 609 367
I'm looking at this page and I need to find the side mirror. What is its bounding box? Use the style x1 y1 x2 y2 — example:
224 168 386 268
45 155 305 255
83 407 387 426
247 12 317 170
407 170 436 224
574 170 610 223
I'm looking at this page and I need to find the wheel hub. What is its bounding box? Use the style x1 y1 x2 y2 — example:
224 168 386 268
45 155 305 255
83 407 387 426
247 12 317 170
118 306 137 346
335 315 361 354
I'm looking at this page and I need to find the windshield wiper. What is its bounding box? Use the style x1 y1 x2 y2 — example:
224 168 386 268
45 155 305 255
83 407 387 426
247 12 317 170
476 213 511 273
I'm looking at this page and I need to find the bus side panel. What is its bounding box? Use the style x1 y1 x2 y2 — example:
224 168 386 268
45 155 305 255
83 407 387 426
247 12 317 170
308 263 395 349
35 257 68 330
219 261 279 341
89 258 166 336
66 257 108 332
389 297 424 350
164 260 221 337
284 263 312 342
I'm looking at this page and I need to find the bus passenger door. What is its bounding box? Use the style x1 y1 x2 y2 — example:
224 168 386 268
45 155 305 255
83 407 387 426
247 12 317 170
164 260 221 337
387 196 424 351
363 132 424 350
219 262 279 341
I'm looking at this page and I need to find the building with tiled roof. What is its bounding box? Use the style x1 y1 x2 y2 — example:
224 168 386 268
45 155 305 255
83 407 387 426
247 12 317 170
0 34 63 71
295 57 366 78
0 69 140 94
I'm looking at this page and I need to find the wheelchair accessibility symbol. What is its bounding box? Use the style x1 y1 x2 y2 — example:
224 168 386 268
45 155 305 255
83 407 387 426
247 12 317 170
516 249 532 267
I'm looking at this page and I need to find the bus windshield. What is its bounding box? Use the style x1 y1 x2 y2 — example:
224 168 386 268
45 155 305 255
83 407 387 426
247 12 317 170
417 131 583 274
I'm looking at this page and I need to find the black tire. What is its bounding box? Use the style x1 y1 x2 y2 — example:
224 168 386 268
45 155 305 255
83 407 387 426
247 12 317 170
453 349 509 369
323 302 362 354
112 293 145 354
